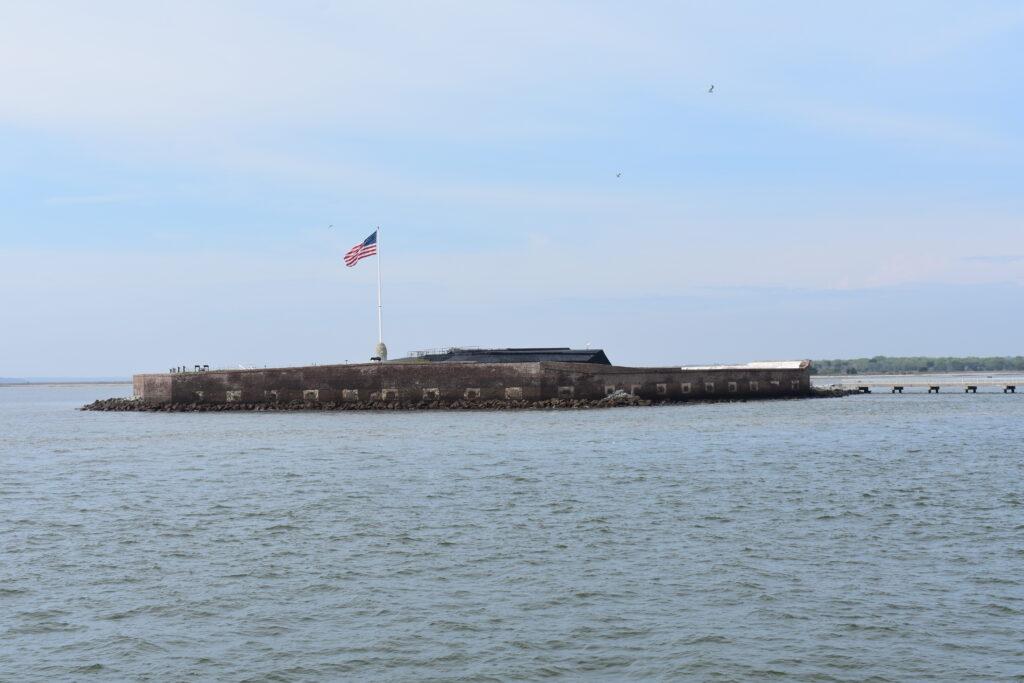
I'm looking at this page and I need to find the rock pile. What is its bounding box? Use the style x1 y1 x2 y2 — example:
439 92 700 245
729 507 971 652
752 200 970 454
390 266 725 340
82 388 845 412
811 386 860 398
82 395 656 412
596 389 650 408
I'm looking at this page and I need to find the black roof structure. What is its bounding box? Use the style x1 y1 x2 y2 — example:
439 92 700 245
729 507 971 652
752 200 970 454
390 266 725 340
407 347 611 365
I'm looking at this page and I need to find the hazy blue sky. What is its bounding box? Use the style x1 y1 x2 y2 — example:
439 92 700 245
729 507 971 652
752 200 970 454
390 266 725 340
2 1 1022 375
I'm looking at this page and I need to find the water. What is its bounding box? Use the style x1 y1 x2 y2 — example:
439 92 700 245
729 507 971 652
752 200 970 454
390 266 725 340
2 384 1022 681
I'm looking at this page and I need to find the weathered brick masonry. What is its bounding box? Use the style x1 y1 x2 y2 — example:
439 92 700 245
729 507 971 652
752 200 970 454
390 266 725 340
133 361 812 405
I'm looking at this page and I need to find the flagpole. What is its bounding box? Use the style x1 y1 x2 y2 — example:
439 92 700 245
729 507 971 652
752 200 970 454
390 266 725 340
376 226 383 345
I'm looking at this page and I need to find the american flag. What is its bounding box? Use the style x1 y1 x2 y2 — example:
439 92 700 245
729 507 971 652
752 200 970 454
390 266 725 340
344 230 378 267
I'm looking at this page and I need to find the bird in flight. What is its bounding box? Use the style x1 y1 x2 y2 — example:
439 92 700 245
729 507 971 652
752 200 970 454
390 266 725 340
616 172 622 178
708 85 714 93
328 224 333 229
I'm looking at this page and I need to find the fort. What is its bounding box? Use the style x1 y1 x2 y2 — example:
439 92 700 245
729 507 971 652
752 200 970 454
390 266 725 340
85 348 823 411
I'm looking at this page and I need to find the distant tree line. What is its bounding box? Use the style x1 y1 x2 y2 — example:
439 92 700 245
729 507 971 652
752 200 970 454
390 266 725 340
810 356 1024 375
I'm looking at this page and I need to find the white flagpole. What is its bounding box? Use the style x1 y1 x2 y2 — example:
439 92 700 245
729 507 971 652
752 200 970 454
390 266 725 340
375 226 383 344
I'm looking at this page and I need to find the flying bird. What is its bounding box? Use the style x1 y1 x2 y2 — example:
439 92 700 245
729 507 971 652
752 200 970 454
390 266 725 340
708 85 714 93
616 172 622 178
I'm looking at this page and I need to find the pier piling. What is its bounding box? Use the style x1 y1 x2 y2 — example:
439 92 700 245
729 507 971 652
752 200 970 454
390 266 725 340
836 379 1020 395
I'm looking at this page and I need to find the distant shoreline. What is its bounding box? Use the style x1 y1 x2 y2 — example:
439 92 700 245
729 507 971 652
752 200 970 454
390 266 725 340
811 356 1024 375
815 370 1024 379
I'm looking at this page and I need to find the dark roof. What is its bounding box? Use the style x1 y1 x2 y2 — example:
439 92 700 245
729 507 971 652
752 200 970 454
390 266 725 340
409 347 611 365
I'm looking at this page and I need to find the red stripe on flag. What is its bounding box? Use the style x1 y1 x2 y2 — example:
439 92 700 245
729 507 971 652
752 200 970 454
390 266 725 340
344 244 377 267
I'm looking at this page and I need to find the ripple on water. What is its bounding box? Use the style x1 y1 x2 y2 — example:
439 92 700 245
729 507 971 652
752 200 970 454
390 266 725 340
1 386 1023 680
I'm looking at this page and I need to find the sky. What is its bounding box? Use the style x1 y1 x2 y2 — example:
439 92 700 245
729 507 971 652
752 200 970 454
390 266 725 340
1 1 1023 376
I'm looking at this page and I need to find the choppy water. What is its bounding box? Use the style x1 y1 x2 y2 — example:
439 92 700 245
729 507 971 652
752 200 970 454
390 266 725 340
2 384 1023 681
